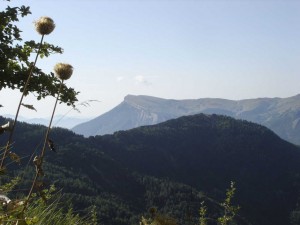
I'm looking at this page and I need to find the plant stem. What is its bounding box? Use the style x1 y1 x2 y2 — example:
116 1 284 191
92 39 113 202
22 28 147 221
41 80 63 161
22 80 63 212
0 34 45 169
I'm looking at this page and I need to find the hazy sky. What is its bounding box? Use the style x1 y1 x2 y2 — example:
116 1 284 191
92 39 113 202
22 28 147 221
1 0 300 119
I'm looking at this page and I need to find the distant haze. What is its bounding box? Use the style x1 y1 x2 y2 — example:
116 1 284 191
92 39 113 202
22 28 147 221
3 114 91 129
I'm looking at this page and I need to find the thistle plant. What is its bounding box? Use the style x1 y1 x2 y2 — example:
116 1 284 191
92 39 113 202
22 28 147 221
0 16 56 170
34 17 55 35
0 5 87 223
24 63 73 212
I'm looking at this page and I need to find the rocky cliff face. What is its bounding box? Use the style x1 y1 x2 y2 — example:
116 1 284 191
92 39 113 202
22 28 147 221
72 94 300 144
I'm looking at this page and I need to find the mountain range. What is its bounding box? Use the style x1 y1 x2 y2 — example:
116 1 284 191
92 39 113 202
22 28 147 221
72 94 300 145
1 114 300 225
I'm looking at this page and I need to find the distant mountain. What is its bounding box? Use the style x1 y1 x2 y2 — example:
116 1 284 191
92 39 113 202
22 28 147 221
72 94 300 144
2 114 90 129
1 114 300 225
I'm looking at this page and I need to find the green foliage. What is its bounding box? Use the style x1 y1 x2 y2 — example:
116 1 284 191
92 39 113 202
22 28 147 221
90 205 98 225
290 209 300 225
217 182 239 225
0 176 20 194
0 2 78 106
23 186 96 225
199 201 207 225
140 213 178 225
140 182 240 225
0 180 97 225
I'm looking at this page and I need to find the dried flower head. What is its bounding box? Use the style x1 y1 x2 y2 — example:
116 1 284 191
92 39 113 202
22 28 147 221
35 17 55 35
54 63 73 80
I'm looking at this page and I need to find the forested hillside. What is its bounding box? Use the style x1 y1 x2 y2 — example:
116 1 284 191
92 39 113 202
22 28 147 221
1 114 300 225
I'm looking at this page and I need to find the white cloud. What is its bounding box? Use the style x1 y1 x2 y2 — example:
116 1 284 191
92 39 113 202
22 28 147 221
134 75 152 86
116 76 124 82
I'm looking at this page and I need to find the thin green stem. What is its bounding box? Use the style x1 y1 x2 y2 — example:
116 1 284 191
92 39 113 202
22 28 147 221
0 34 45 169
41 80 63 161
22 80 64 213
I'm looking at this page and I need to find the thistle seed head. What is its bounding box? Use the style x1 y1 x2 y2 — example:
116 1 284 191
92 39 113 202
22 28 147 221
54 63 73 80
35 17 55 35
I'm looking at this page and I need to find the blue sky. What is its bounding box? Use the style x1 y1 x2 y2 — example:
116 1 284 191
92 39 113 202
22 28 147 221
1 0 300 119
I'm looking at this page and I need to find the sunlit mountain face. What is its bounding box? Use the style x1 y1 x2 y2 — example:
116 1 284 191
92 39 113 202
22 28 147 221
72 94 300 145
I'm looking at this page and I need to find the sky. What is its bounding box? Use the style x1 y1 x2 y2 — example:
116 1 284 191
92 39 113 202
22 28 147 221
1 0 300 120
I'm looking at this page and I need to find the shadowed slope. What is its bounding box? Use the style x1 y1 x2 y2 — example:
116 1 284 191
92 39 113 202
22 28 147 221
1 114 300 225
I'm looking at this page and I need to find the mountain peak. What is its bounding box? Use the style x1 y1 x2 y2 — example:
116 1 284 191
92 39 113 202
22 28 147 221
123 95 172 111
124 94 167 103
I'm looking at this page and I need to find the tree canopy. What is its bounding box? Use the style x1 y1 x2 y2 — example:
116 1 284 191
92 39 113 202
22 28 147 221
0 2 78 106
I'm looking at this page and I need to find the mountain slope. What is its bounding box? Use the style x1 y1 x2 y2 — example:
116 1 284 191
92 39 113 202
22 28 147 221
92 114 300 225
1 114 300 225
72 94 300 144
